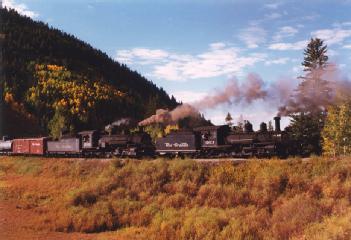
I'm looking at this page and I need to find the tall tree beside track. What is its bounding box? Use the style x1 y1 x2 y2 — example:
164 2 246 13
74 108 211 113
286 38 330 156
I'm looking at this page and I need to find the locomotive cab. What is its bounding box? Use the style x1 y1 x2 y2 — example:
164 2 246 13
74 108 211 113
78 130 99 149
193 125 230 148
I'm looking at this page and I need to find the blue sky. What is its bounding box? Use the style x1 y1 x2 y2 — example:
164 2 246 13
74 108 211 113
3 0 351 128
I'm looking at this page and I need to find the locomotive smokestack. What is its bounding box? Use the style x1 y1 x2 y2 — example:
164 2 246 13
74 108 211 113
274 116 281 132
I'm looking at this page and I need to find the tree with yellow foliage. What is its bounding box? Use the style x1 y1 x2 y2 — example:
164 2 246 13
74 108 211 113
26 64 125 137
322 99 351 156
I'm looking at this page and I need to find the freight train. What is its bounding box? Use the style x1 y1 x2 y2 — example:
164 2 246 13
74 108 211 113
0 117 288 158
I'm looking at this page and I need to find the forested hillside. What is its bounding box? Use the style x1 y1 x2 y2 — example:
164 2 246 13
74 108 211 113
0 8 178 136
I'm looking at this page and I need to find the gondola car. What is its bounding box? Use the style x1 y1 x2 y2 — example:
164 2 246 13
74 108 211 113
47 137 82 156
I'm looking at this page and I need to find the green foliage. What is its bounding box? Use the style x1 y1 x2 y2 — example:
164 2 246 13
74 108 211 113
286 113 324 156
47 107 68 139
302 38 328 71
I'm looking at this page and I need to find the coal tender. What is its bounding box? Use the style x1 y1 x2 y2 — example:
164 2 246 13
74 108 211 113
156 130 201 157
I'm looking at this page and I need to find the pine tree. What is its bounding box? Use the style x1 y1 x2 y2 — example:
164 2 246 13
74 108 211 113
302 38 328 71
297 38 332 113
286 38 331 156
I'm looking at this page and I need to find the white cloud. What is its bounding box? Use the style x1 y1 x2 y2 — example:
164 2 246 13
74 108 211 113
115 48 169 64
268 40 308 50
2 0 38 18
333 21 351 27
115 43 266 81
209 42 226 50
264 2 282 9
273 26 298 41
343 44 351 49
171 91 207 104
302 14 320 21
265 13 282 20
239 26 267 49
265 57 290 65
312 28 351 45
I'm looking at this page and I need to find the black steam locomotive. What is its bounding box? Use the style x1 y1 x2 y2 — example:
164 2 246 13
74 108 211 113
0 117 288 158
156 117 288 158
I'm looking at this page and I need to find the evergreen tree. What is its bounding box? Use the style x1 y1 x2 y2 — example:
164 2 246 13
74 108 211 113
287 38 330 156
286 113 323 156
302 38 328 71
296 38 332 114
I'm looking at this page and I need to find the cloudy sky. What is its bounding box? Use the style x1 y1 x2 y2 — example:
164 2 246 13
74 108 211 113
3 0 351 128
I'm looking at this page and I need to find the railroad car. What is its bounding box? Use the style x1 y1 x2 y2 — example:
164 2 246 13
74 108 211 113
47 137 82 156
0 136 12 153
12 137 49 155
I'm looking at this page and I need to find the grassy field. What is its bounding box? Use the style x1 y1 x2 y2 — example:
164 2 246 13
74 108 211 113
1 156 351 239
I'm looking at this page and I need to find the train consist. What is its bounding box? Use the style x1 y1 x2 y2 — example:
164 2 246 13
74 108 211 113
0 117 288 158
0 130 155 158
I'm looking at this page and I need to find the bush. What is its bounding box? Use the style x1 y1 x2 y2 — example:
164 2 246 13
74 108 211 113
271 194 324 239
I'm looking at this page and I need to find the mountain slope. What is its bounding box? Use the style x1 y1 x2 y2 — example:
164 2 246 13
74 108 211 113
0 8 178 136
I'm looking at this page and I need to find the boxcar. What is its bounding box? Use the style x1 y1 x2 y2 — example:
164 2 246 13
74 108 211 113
12 138 48 155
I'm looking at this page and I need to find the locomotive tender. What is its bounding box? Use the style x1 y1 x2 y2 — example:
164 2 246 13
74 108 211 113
0 117 288 158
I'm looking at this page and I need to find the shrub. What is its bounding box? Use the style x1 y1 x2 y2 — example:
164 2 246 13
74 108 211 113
271 194 324 239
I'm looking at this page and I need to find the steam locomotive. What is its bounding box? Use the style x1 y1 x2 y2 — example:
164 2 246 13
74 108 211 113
0 117 288 158
156 116 288 158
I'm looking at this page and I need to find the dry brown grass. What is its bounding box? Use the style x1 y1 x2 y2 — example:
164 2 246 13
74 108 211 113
1 156 351 239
